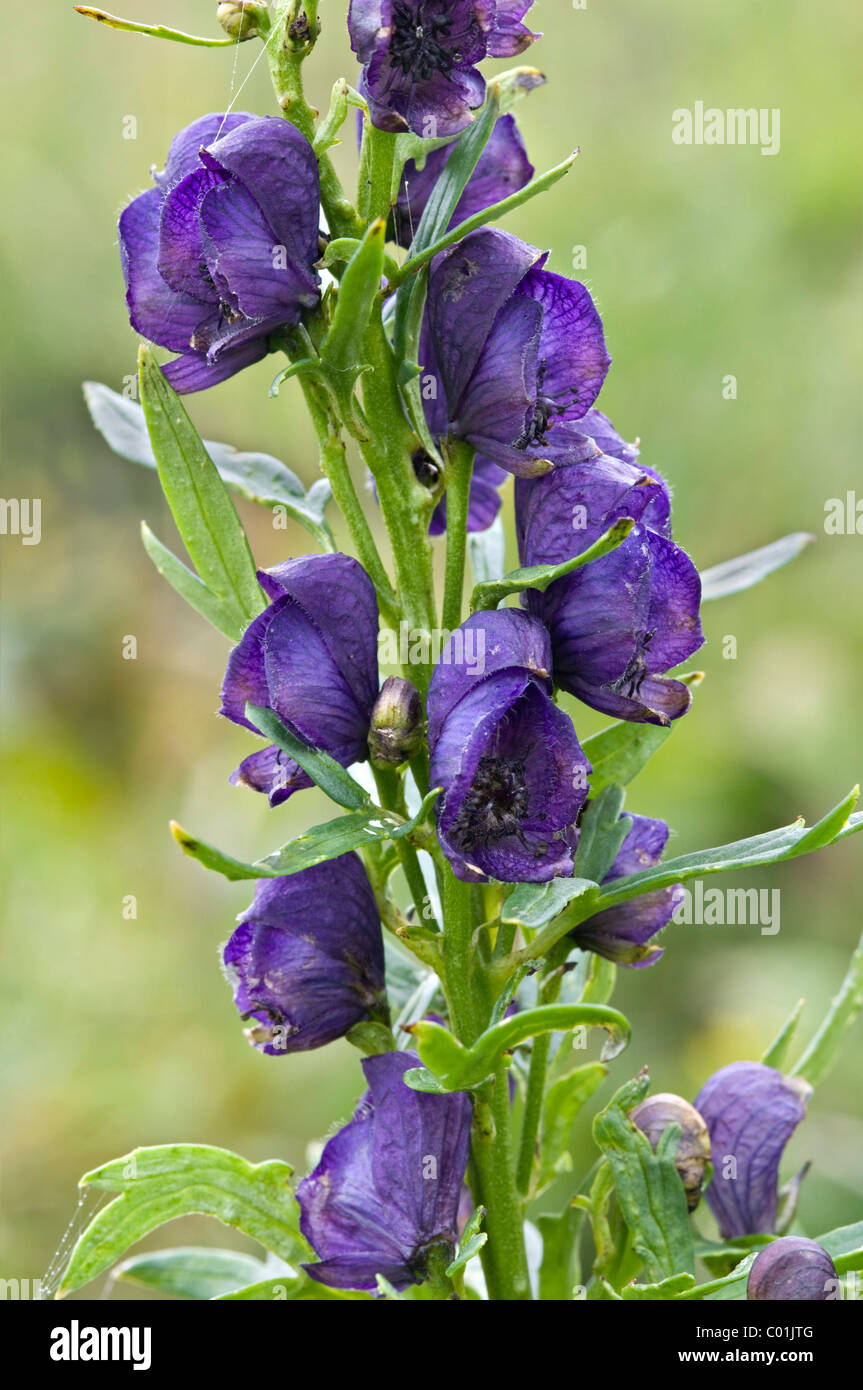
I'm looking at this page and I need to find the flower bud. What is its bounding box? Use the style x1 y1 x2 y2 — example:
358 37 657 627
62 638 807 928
368 676 424 768
747 1237 837 1301
216 2 267 40
630 1092 711 1212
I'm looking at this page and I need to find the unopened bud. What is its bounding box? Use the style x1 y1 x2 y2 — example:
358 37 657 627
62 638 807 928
368 677 424 768
630 1092 711 1212
217 2 268 40
747 1237 837 1301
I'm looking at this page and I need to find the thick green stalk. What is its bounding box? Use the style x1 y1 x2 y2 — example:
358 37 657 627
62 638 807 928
441 440 474 633
515 972 562 1195
372 767 436 930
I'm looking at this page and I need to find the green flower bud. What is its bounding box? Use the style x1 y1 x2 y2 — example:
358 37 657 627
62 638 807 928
630 1092 711 1212
216 2 268 40
368 677 424 769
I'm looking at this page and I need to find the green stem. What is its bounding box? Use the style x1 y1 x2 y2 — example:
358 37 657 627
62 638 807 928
441 440 474 633
471 1067 532 1301
372 767 436 930
515 973 562 1195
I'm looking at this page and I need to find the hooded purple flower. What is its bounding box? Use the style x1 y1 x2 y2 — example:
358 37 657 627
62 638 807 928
694 1061 812 1239
747 1237 837 1302
223 855 386 1055
516 448 703 723
348 1 539 137
427 610 590 882
119 114 321 394
392 114 533 247
220 553 379 805
569 814 684 966
297 1051 472 1290
424 229 610 477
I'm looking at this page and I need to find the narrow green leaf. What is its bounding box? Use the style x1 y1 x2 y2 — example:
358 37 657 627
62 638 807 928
217 1275 364 1301
539 1063 607 1187
246 703 371 810
791 930 863 1088
470 518 634 613
761 997 806 1070
115 1247 272 1300
618 1273 696 1300
171 789 441 882
404 1003 631 1093
567 790 863 922
75 6 240 44
537 1206 583 1301
446 1207 487 1277
84 380 335 549
581 720 672 798
320 219 386 374
137 347 264 627
593 1076 695 1282
58 1144 305 1295
140 523 240 639
574 785 629 883
700 532 815 601
502 877 598 932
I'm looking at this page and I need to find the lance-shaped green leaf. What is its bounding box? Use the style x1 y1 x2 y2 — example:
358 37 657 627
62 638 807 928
574 785 629 884
320 219 385 380
84 381 334 550
74 5 242 44
559 787 863 928
394 149 579 286
217 1275 364 1302
313 78 365 156
700 532 815 601
761 997 806 1070
593 1075 695 1283
245 703 371 810
403 1003 631 1093
171 788 441 882
615 1273 696 1300
137 347 264 634
115 1247 275 1300
139 522 242 640
469 518 634 613
791 929 863 1088
502 876 598 932
446 1206 487 1278
581 720 672 798
539 1063 608 1187
537 1206 584 1301
57 1144 306 1296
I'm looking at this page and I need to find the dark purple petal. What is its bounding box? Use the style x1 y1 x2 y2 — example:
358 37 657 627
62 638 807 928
199 178 319 323
392 114 533 248
160 336 270 393
427 229 542 414
426 608 552 745
157 165 228 297
298 1051 472 1291
153 112 256 188
515 267 611 430
118 188 211 353
223 855 385 1055
570 815 683 966
482 0 541 56
515 452 668 567
430 671 589 882
201 117 321 272
577 408 640 467
694 1062 812 1239
229 743 313 807
747 1238 837 1302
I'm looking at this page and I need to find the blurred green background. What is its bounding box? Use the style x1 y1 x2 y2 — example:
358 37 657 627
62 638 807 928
2 1 861 1293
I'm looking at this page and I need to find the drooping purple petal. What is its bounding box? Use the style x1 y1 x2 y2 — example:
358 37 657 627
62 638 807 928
570 815 683 966
426 608 552 744
152 112 256 188
515 267 611 435
119 188 211 353
223 854 385 1055
298 1051 472 1291
694 1062 812 1239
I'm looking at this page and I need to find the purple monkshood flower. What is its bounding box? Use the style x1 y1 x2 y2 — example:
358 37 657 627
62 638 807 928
424 228 610 477
747 1238 837 1302
568 814 684 967
516 448 703 724
297 1051 472 1291
119 114 321 394
348 1 539 137
427 609 590 882
694 1061 812 1239
392 113 533 247
220 553 379 805
223 855 386 1055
